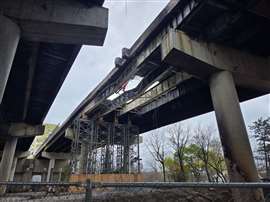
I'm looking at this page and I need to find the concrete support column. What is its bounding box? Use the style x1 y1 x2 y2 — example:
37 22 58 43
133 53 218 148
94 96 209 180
209 71 264 202
9 157 18 181
46 159 55 182
23 161 34 182
42 168 47 182
79 142 88 174
0 137 18 194
0 16 20 103
58 168 63 182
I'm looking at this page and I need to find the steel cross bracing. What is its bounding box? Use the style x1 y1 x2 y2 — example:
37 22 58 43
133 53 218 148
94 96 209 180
70 118 140 174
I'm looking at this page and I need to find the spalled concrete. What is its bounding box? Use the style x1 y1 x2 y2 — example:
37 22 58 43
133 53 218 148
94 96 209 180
209 71 264 202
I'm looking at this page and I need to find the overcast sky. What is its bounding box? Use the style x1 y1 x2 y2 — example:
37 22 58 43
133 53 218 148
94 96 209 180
44 1 270 169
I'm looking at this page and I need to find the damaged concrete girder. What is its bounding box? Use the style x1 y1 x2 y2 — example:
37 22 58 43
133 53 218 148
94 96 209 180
120 73 191 115
0 0 108 45
0 123 44 137
82 32 164 115
161 29 270 92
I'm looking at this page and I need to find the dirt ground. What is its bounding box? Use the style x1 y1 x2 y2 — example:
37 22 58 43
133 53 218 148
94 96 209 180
3 188 269 202
93 188 233 202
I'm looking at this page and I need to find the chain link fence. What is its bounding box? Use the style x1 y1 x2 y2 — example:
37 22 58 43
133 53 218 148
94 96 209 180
1 181 270 201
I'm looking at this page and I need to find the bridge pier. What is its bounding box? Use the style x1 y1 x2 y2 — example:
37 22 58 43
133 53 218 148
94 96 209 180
46 159 55 182
209 71 264 202
0 16 20 103
0 137 18 194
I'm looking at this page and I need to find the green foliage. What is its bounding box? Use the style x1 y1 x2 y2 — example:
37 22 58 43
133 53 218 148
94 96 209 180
30 123 58 152
165 143 227 182
165 157 180 181
250 117 270 176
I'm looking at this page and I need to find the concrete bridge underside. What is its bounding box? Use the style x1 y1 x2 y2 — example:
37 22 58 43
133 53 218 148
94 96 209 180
0 0 108 193
34 0 270 201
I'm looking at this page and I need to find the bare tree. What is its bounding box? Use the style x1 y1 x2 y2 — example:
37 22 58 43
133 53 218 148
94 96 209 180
193 126 213 182
146 130 167 182
168 123 189 181
250 117 270 177
207 138 227 182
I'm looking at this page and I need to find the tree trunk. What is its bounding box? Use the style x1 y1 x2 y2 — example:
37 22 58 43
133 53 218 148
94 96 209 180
263 141 269 177
204 163 212 182
162 162 166 182
177 151 186 181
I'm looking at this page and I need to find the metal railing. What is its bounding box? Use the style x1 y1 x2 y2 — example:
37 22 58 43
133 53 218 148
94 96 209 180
0 181 270 202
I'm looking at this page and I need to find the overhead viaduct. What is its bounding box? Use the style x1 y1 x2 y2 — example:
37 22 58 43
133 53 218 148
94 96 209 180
34 0 270 201
0 0 108 192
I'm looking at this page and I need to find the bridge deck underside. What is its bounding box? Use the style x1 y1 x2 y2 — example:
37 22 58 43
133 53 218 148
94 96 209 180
130 80 266 133
39 0 270 154
0 39 81 151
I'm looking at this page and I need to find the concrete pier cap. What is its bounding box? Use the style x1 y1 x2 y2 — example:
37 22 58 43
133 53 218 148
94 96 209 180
0 0 108 45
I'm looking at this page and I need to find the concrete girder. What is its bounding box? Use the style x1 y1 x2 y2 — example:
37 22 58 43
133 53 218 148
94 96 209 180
15 151 31 159
120 73 191 115
0 151 30 159
82 26 165 115
22 43 40 120
0 0 108 45
0 123 44 137
41 151 72 160
161 29 270 92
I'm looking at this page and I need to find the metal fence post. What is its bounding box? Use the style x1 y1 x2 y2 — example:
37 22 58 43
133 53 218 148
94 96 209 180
85 179 92 202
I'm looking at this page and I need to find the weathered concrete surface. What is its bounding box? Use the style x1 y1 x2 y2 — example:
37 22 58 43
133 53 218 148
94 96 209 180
46 159 55 182
42 152 73 160
0 137 18 194
0 16 20 103
0 0 108 45
0 123 44 137
161 29 270 92
14 158 67 182
209 71 264 202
